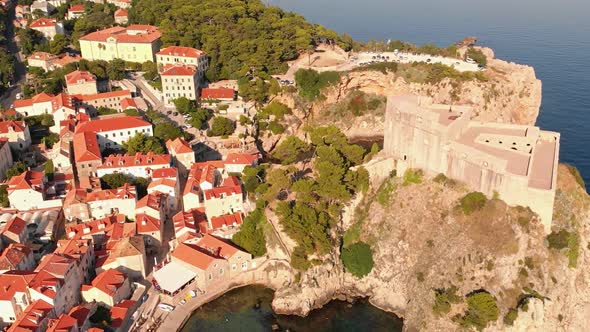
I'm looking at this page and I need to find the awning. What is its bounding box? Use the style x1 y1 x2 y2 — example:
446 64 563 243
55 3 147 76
152 261 196 294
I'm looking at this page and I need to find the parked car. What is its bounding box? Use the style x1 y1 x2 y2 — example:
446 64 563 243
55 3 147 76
15 93 22 100
158 303 174 312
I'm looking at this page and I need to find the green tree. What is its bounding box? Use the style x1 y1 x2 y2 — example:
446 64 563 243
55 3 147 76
172 97 193 114
459 192 487 214
232 208 267 257
154 122 183 141
466 48 487 66
44 160 54 181
291 245 311 271
41 133 59 148
5 161 27 181
101 173 134 189
0 185 9 208
122 133 165 154
455 291 499 331
49 34 68 54
341 242 374 277
294 69 340 101
271 136 310 165
208 117 234 137
107 58 126 80
432 286 462 316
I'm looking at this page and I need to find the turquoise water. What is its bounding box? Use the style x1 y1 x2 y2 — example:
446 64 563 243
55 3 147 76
180 285 403 332
271 0 590 189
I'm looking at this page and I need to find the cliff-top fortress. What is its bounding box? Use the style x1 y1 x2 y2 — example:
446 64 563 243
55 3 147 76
384 95 560 231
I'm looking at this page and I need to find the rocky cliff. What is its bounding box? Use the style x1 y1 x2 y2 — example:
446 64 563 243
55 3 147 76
271 164 590 331
274 47 542 141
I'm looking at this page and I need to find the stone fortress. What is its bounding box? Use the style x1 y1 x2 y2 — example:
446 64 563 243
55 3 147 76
383 95 560 232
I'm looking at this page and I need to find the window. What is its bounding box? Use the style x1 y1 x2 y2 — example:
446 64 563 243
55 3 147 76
232 264 236 270
220 268 224 275
208 273 212 280
242 261 247 270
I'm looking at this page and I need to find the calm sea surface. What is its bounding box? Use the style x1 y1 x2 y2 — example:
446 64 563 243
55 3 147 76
272 0 590 189
180 285 403 332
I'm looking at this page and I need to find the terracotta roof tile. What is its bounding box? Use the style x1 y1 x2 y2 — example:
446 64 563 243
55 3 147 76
136 213 161 233
85 268 127 296
75 116 151 134
210 212 243 230
225 153 259 165
157 46 206 58
152 167 178 179
196 233 240 258
0 243 31 270
0 271 35 301
114 8 128 17
80 25 161 44
30 17 59 28
99 152 171 170
0 120 26 134
160 64 196 76
172 242 217 270
7 299 53 332
203 186 241 200
166 137 193 154
73 131 101 162
46 313 78 332
65 70 96 85
200 87 235 100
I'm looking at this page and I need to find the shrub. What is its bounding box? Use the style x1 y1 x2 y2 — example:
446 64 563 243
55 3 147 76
209 116 235 137
294 69 340 101
291 245 311 271
433 286 461 316
466 48 487 66
454 291 499 331
341 242 374 278
547 229 581 267
459 192 487 215
503 308 518 326
402 168 423 186
271 136 310 165
376 177 396 206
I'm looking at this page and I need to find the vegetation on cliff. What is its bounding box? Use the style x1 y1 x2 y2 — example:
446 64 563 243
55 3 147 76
453 291 499 331
129 0 353 81
341 242 374 277
233 206 268 257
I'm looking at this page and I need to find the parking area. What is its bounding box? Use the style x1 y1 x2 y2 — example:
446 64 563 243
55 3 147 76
351 51 482 72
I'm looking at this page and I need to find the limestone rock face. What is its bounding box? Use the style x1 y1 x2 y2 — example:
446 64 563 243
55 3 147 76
271 164 590 332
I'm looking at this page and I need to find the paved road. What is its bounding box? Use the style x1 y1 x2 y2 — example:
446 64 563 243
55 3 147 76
0 4 26 110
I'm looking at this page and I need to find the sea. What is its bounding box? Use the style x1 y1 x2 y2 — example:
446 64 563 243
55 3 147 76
271 0 590 190
182 1 590 330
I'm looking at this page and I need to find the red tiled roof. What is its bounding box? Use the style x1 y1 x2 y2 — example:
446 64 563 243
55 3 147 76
75 116 151 134
68 305 91 328
0 120 26 133
68 4 85 12
148 178 176 191
66 214 126 239
203 186 241 200
196 233 240 258
222 176 241 188
65 70 96 85
54 54 82 67
182 177 201 197
0 271 35 301
54 239 91 261
152 167 178 179
160 64 197 76
47 313 78 332
0 243 31 270
136 213 161 233
80 25 161 44
1 216 27 236
136 192 163 211
110 300 136 328
120 97 136 109
13 92 53 109
51 93 76 112
7 170 44 192
7 299 53 332
225 153 259 165
114 8 128 17
172 242 217 270
166 137 192 154
200 87 235 100
191 160 226 169
86 183 136 202
30 17 58 28
173 208 206 239
157 46 206 58
85 268 127 296
73 131 101 162
210 212 243 230
189 164 216 185
28 51 58 62
99 152 171 170
73 89 131 102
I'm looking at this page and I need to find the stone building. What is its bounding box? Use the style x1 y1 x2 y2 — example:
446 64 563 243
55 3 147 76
383 95 560 232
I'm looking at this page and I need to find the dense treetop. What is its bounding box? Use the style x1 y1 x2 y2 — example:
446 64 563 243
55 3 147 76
129 0 353 81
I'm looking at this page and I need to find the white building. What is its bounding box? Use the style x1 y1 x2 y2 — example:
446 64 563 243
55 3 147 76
86 184 137 220
97 152 171 179
0 120 32 151
30 18 64 40
74 116 153 151
161 64 199 105
156 46 207 80
65 70 98 95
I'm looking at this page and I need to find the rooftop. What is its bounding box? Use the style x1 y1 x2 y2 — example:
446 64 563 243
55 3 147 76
65 70 96 85
75 116 151 134
84 268 127 296
99 152 171 169
73 131 101 162
157 46 206 59
0 243 31 270
30 17 59 28
166 137 193 154
160 64 197 76
79 25 161 44
0 120 26 134
200 87 235 100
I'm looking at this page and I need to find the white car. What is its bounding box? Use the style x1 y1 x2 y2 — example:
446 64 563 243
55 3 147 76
158 303 174 312
15 93 22 100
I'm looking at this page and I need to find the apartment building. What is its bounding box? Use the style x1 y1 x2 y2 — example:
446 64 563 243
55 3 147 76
65 70 98 95
30 18 64 40
97 152 171 179
79 25 161 63
74 116 153 151
161 64 199 105
156 46 207 80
